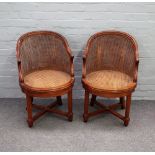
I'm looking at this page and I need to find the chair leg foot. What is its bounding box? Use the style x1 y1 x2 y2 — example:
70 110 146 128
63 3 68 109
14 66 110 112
124 118 130 127
68 113 73 122
83 114 88 123
27 120 33 128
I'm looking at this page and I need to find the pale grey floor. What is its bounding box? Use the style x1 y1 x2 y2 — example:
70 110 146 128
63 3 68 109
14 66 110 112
0 98 155 152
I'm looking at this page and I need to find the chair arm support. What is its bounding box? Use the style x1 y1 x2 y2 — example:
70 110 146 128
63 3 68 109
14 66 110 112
16 41 24 83
82 54 87 79
66 47 74 77
17 60 24 83
134 59 139 82
70 55 74 77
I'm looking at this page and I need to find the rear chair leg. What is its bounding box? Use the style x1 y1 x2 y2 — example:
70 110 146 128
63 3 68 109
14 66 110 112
26 94 33 128
57 96 62 106
68 90 73 121
83 90 89 122
120 97 125 109
124 94 131 126
90 95 96 106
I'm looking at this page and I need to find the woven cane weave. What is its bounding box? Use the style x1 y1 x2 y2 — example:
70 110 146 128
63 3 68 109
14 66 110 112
86 33 136 80
85 70 136 91
24 70 71 89
19 33 71 77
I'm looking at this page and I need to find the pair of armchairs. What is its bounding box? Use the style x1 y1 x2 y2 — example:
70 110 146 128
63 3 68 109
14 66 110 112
16 31 139 128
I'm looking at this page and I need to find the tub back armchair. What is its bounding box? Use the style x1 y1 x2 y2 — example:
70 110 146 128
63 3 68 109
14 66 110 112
16 31 74 127
82 31 139 126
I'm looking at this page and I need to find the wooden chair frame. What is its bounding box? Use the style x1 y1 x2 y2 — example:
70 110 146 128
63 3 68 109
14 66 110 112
82 31 139 126
16 31 74 127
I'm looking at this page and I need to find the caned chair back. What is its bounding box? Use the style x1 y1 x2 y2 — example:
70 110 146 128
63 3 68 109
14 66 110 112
85 31 138 82
16 31 71 77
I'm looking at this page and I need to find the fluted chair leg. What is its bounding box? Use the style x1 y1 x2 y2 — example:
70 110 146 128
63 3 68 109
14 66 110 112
124 94 131 126
57 96 62 105
68 90 73 121
90 95 96 106
26 94 33 128
120 97 125 109
83 90 89 122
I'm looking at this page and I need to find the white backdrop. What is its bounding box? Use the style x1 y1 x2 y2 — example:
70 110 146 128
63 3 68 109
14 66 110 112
0 2 155 99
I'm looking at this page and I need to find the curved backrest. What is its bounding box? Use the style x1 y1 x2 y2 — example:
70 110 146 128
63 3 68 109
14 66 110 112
16 31 71 77
85 31 138 79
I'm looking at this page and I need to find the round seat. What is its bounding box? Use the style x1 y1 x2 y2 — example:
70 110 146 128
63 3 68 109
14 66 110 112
84 70 136 91
24 69 72 90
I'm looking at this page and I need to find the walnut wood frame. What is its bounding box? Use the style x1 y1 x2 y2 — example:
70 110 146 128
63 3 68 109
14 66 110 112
82 31 139 126
16 31 74 127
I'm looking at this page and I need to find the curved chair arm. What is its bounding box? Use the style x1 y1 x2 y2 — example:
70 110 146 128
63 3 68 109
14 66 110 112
66 47 74 78
82 49 87 79
133 42 139 83
16 41 24 83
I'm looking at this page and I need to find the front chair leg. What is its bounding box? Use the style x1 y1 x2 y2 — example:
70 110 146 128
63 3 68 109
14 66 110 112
83 90 89 122
26 97 33 111
68 90 73 121
90 95 96 106
120 97 125 109
57 96 62 106
124 94 131 126
26 94 33 128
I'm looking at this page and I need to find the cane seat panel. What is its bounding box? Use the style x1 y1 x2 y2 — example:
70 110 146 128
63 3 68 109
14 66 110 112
85 70 136 91
24 69 72 89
